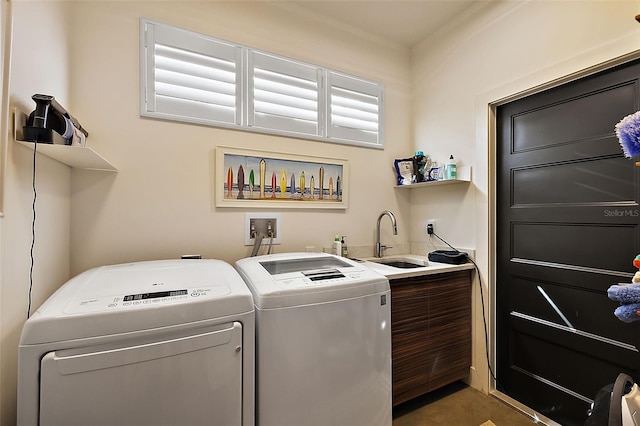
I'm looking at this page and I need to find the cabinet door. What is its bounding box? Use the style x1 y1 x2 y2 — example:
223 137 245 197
390 270 472 406
391 276 430 406
428 270 472 391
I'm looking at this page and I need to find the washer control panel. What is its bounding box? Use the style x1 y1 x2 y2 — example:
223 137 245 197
275 270 371 287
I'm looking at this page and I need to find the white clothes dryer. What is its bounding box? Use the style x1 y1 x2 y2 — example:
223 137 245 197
235 252 392 426
17 259 254 426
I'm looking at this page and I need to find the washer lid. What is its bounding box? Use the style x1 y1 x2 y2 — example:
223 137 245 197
235 252 389 309
20 260 254 345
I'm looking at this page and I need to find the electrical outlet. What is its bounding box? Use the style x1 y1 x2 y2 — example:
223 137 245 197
426 220 436 235
245 213 282 246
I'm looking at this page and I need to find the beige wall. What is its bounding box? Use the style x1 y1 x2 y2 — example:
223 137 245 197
0 0 7 419
68 1 413 274
411 0 640 393
1 1 74 423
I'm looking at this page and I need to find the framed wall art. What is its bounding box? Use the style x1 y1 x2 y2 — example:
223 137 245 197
215 146 348 209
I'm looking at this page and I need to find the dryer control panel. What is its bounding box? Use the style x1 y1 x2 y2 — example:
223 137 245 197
64 285 229 314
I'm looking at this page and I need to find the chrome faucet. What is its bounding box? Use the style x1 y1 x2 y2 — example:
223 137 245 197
375 210 398 258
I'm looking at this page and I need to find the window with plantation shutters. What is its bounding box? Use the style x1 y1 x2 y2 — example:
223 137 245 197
140 19 384 148
327 72 382 145
141 20 242 127
248 52 320 137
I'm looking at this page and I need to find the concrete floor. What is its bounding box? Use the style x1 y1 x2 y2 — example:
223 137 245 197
392 381 537 426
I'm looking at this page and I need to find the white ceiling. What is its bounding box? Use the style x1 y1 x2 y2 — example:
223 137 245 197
282 0 483 47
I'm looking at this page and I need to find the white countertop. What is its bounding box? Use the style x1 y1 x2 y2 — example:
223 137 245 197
357 254 475 279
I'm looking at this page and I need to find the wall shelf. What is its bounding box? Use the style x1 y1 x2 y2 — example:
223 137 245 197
395 166 470 189
13 108 116 172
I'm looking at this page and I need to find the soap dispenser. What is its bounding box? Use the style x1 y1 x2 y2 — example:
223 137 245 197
341 236 348 258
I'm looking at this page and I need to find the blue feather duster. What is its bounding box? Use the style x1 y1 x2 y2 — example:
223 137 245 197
608 283 640 303
608 283 640 323
615 111 640 158
614 304 640 323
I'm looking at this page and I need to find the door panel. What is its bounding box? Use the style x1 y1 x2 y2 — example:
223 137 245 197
496 58 640 426
511 222 635 270
512 157 634 205
512 82 636 152
508 275 635 345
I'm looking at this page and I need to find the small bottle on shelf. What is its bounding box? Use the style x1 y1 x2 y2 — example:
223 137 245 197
445 155 457 180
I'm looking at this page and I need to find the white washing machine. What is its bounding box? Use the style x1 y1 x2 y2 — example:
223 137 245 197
235 252 392 426
17 259 255 426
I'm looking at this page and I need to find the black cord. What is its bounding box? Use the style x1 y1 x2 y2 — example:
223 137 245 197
429 231 502 390
430 231 458 252
27 140 37 319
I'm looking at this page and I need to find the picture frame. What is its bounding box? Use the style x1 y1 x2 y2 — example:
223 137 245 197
215 146 348 209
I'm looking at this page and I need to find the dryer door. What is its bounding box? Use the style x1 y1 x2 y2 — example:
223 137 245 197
39 322 243 426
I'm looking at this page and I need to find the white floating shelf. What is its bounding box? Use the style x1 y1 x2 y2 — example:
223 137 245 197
395 166 471 189
15 141 117 171
13 108 116 172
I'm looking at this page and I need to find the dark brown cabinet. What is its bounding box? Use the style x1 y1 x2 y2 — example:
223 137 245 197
390 269 472 406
